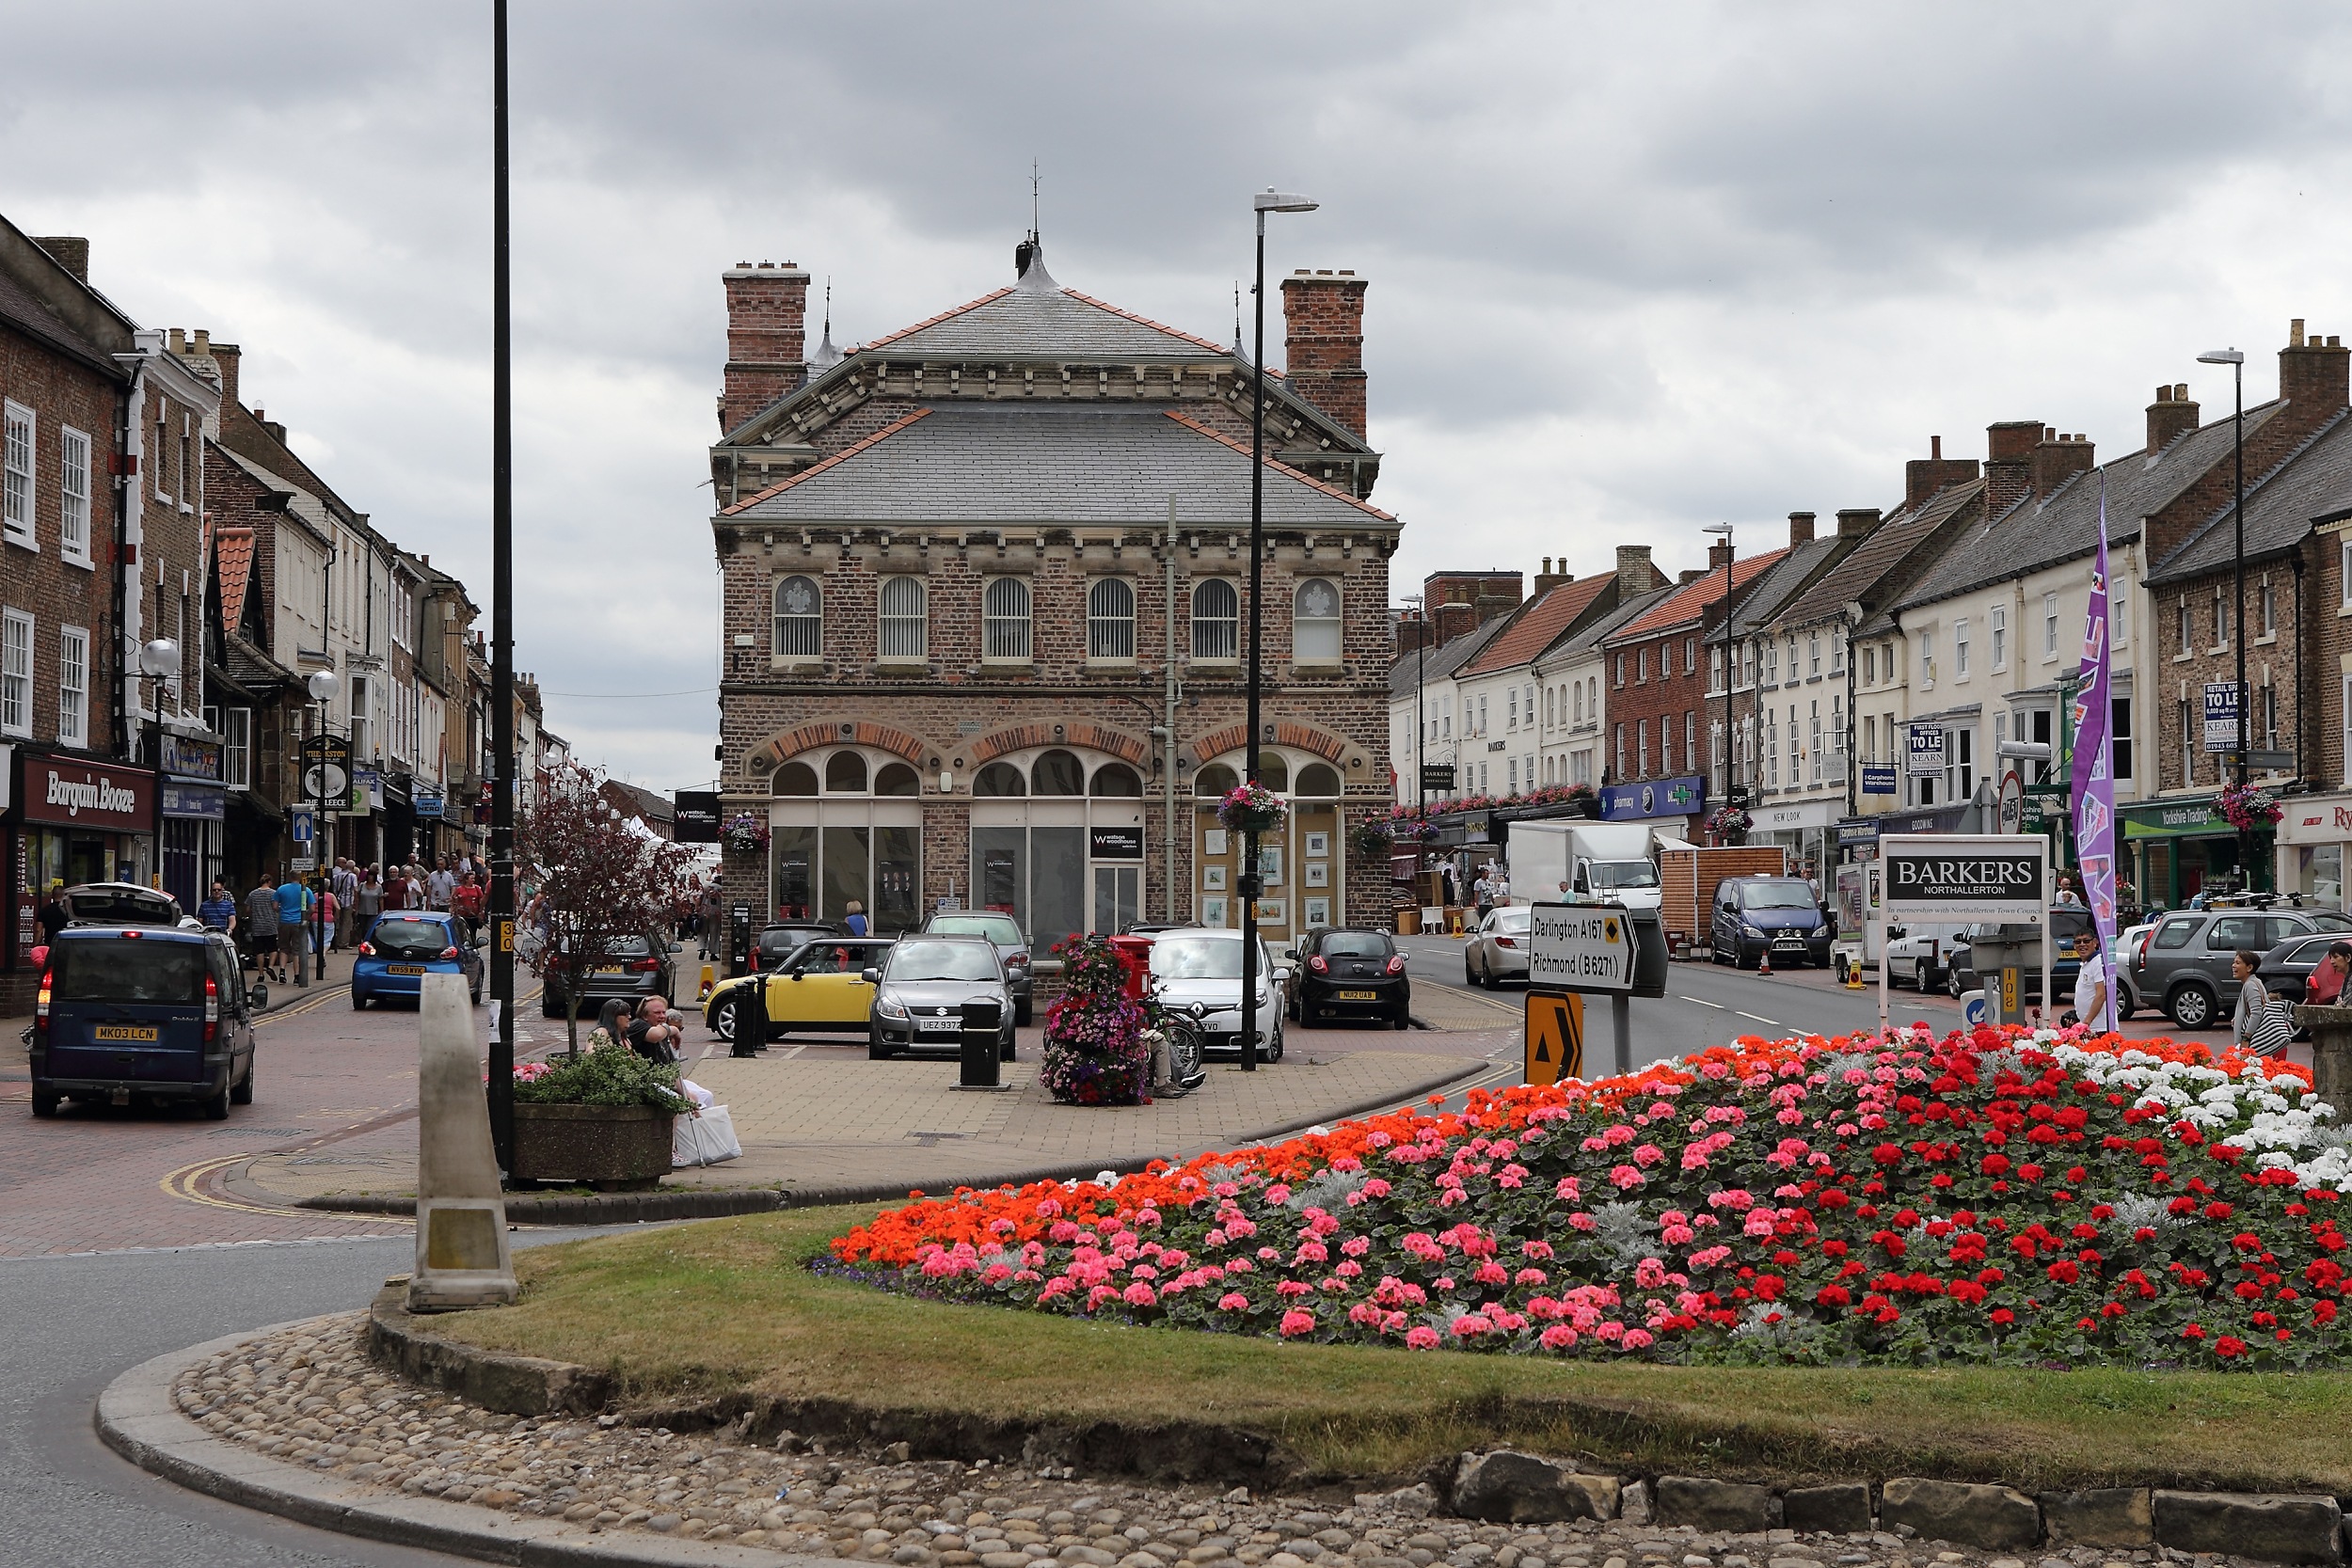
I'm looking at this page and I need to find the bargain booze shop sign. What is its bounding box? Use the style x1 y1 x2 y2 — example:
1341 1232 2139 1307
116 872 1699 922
20 754 155 832
1878 833 2048 922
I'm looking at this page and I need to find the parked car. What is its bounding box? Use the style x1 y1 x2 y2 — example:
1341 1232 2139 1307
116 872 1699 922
542 931 684 1018
2131 902 2352 1028
1883 923 1964 991
1943 908 2095 1002
704 937 897 1045
57 882 185 928
1710 876 1833 970
1289 927 1410 1028
2254 931 2352 1006
351 911 484 1009
866 934 1016 1061
921 911 1034 1024
27 924 259 1119
1464 905 1533 988
753 921 842 970
1147 927 1283 1062
2112 920 2160 1019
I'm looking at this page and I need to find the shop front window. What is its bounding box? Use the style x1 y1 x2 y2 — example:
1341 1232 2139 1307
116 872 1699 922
970 749 1152 946
770 748 922 931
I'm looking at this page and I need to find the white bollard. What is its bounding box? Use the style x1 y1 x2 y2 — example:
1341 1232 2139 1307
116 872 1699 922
408 972 516 1312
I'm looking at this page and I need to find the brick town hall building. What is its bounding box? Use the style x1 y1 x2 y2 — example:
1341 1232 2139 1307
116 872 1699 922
707 239 1395 949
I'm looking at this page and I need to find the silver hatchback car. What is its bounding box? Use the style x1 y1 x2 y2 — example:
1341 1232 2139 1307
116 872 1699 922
1464 906 1533 988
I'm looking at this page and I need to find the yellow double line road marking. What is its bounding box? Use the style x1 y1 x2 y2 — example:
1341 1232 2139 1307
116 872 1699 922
158 1153 408 1224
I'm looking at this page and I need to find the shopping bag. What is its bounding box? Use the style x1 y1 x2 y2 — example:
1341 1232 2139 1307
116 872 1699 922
672 1104 742 1166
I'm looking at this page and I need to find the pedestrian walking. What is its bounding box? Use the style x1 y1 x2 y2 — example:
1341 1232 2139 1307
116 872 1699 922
2308 942 2352 1006
318 881 341 953
246 878 284 983
2235 949 2296 1056
452 870 486 941
844 899 869 937
333 858 359 946
428 859 456 911
275 872 311 987
37 880 70 945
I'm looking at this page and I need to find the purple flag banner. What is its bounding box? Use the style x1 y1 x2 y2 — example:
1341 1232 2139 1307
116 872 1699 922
2069 480 2119 1032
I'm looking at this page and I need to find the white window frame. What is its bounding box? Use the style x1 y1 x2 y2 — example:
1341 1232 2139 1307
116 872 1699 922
984 577 1033 662
1293 577 1343 663
0 608 30 736
58 425 90 566
2044 592 2059 657
1189 578 1237 661
878 574 928 660
1087 578 1136 662
223 705 252 788
1989 605 2007 671
772 575 822 659
2 401 33 547
57 624 87 747
1954 617 1970 677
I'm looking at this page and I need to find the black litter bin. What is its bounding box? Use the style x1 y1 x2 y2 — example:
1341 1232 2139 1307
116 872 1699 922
959 999 1005 1089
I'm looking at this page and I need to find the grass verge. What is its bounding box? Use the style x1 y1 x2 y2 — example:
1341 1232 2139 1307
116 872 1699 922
431 1206 2352 1496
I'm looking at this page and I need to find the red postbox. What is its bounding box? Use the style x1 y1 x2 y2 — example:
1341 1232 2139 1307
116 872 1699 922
1105 934 1156 1001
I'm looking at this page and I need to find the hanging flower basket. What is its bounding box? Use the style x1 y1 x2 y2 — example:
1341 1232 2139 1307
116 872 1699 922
1708 804 1752 846
722 814 771 855
1217 780 1287 837
2218 783 2282 832
1353 819 1396 859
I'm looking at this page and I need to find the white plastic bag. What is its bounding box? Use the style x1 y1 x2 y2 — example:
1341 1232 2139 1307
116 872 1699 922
673 1104 741 1167
678 1076 716 1109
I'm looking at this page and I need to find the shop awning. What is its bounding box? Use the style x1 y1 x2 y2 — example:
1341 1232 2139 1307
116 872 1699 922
2121 795 2233 839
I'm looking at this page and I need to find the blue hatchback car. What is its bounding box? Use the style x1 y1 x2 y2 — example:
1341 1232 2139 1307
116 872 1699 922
352 911 483 1009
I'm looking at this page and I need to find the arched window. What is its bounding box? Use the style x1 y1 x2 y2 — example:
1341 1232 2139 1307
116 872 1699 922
1293 578 1342 662
825 752 868 793
1194 763 1238 797
983 577 1031 661
1191 578 1238 660
878 576 927 659
874 762 921 797
1295 763 1341 797
1255 752 1290 791
1089 762 1143 797
1032 749 1086 796
1088 578 1136 660
974 761 1027 797
771 760 818 797
772 576 821 658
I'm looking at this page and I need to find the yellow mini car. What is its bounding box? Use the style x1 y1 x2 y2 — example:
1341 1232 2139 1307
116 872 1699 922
704 937 896 1047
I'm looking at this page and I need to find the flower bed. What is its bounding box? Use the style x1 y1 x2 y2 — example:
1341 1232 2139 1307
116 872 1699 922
830 1025 2352 1369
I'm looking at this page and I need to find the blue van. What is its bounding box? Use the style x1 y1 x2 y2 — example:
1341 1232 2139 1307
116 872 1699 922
29 926 257 1118
352 911 483 1009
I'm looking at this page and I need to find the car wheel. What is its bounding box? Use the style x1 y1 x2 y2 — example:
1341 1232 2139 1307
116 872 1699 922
1947 968 1965 1000
1266 1027 1284 1063
1014 999 1033 1028
2169 982 2219 1030
1464 955 1477 985
542 994 563 1019
1000 1028 1016 1062
470 986 482 1006
709 995 739 1044
231 1055 255 1106
201 1080 231 1121
30 1090 57 1118
1736 946 1756 972
351 990 368 1011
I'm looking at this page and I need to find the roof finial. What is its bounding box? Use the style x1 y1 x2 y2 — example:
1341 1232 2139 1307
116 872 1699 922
1013 166 1057 290
1232 281 1249 366
811 277 840 372
1031 158 1041 244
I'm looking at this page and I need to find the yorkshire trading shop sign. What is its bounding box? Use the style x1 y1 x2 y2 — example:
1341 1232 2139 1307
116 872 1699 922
1878 833 2048 922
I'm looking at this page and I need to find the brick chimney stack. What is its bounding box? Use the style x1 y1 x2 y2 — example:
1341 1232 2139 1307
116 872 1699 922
1984 420 2043 515
1395 614 1437 658
1905 434 1980 510
1533 556 1576 596
31 236 88 282
1788 511 1816 546
2146 384 2199 455
1836 507 1881 538
1616 545 1658 598
209 341 242 409
1707 542 1733 571
2031 428 2095 499
1435 594 1477 643
1279 269 1368 439
720 261 810 436
2279 318 2351 416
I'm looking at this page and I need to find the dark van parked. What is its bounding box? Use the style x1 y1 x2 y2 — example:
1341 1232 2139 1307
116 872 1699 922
1709 876 1833 970
27 927 258 1119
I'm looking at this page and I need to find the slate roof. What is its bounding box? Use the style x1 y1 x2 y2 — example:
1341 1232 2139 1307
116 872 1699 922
1713 535 1843 641
1456 574 1617 677
1772 481 1981 633
1880 405 2285 630
217 448 348 548
2144 408 2352 585
865 265 1231 361
1542 586 1676 663
1608 549 1788 641
1387 614 1514 700
724 404 1395 528
0 265 119 375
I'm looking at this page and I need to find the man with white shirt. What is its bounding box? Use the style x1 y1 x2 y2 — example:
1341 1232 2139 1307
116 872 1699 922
2069 927 2112 1034
427 859 457 911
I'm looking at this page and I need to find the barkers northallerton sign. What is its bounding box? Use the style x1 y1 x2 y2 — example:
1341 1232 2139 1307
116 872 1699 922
1885 855 2042 900
1877 833 2049 922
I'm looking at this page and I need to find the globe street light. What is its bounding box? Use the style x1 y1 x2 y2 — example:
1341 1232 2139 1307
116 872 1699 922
1239 187 1317 1074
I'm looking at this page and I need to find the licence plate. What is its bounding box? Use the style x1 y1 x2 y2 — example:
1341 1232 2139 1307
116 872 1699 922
916 1016 961 1033
389 964 428 975
1772 938 1805 948
93 1024 158 1042
1338 990 1378 1001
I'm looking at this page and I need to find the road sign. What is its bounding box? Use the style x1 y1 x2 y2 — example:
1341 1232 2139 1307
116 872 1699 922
1879 832 2047 922
1524 991 1583 1085
1529 903 1636 991
291 856 317 873
289 804 314 844
2221 749 2296 770
2203 681 2242 753
1996 771 2025 835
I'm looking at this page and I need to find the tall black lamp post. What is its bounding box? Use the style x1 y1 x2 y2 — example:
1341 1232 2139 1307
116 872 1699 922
2199 345 2247 889
1239 186 1317 1074
486 0 516 1170
1703 523 1735 832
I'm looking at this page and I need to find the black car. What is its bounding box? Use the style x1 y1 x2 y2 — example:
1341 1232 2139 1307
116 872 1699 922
2255 932 2352 1006
543 931 684 1017
754 921 842 970
1943 908 2094 1002
1289 927 1410 1029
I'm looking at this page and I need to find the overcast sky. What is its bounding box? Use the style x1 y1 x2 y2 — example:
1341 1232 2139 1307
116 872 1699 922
6 3 2350 791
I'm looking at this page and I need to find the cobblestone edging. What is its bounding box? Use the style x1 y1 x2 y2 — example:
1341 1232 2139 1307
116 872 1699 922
104 1311 2352 1568
293 1058 1485 1224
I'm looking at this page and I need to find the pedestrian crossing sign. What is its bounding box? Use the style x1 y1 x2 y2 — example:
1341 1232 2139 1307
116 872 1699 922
1524 991 1583 1086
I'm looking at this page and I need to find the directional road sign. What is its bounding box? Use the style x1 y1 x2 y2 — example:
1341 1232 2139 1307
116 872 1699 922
1524 992 1583 1086
1529 903 1636 992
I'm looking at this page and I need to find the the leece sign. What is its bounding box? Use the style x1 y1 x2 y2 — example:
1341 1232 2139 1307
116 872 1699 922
1879 833 2047 922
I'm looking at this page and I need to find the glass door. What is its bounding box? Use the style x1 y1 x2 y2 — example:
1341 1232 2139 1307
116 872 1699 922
1092 865 1139 934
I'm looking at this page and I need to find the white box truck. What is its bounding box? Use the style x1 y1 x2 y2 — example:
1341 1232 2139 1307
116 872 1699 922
1505 821 1662 912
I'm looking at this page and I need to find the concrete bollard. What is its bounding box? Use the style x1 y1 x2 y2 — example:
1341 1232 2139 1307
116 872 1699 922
408 972 517 1313
2294 1004 2352 1114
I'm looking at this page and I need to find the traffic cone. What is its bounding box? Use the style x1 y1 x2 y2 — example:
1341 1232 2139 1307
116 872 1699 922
1757 945 1772 977
697 963 715 1002
1844 958 1864 990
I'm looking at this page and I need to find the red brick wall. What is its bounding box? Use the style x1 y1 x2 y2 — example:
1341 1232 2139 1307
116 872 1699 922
1601 616 1709 784
1279 271 1368 439
720 264 807 436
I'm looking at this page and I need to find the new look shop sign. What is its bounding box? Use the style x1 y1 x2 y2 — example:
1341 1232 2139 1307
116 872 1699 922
1879 832 2048 922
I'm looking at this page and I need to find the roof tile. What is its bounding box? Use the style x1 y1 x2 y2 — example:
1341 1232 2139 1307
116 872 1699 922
1457 575 1615 676
1608 549 1788 641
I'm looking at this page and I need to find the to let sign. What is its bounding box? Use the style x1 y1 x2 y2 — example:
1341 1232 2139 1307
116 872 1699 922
1905 727 1947 777
2203 681 2244 753
1879 833 2047 922
1528 902 1636 991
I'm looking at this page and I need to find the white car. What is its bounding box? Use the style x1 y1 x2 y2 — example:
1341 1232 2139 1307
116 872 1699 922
1464 906 1533 988
1147 928 1284 1062
2112 921 2157 1020
1883 926 1957 991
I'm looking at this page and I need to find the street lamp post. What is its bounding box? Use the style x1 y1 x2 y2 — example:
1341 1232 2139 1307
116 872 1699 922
1703 524 1735 835
2199 346 2248 890
487 0 517 1171
1240 186 1316 1075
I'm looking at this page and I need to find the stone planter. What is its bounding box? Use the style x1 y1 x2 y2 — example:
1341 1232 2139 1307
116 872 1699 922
509 1102 674 1191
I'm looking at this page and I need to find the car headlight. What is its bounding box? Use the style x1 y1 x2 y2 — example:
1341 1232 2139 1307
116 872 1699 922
1741 923 1765 939
876 996 909 1021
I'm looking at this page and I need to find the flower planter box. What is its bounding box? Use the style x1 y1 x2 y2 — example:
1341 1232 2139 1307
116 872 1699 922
509 1102 675 1191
